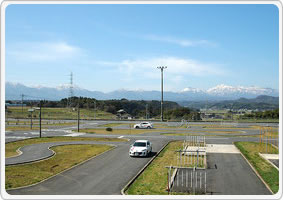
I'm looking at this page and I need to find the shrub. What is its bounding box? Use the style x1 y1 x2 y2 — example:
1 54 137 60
106 127 113 132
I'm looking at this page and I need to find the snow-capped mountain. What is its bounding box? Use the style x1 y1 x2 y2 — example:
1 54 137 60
181 87 204 93
5 82 278 101
206 84 277 98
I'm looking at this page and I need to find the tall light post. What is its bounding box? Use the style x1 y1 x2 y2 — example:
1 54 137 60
77 104 80 132
34 101 42 138
157 66 167 122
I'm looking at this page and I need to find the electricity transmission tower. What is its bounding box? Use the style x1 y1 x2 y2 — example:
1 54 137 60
68 72 74 107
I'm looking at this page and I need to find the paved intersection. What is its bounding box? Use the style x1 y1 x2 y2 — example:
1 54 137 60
5 120 278 195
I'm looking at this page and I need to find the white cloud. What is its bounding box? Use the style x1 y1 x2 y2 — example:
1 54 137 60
7 41 83 62
143 34 216 47
117 57 224 76
97 56 226 83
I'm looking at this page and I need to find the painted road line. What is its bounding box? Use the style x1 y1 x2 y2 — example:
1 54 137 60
5 136 31 139
260 153 279 160
118 136 124 138
64 133 86 137
205 138 229 140
206 144 240 154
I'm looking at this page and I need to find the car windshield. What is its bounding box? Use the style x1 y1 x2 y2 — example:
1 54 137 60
133 142 146 147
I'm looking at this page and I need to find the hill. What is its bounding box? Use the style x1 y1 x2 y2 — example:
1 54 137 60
179 95 279 111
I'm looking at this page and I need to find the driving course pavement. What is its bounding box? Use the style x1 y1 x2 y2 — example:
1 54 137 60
5 120 278 195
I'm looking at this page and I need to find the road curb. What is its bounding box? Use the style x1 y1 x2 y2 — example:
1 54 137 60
6 142 114 166
258 153 279 171
6 144 117 191
6 147 23 159
233 142 274 195
121 140 170 195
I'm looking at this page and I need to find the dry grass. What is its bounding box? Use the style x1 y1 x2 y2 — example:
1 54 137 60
6 107 115 120
6 144 112 189
98 123 128 127
162 129 244 136
6 122 79 131
5 136 127 158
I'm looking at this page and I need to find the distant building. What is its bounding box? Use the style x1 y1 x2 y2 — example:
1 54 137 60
116 109 132 120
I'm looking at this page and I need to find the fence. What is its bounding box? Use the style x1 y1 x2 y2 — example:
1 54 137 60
259 126 279 153
166 135 207 194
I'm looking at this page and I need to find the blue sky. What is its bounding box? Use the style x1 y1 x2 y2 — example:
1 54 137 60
5 4 279 92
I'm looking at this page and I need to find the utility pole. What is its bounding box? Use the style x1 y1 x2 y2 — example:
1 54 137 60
21 94 24 115
157 66 167 122
146 104 149 119
39 101 42 138
94 101 96 120
77 104 80 132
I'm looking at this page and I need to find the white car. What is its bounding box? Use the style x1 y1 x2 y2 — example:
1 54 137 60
129 140 152 157
134 122 153 129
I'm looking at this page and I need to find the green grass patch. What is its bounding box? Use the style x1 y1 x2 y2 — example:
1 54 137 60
6 122 79 131
6 107 115 120
5 144 112 189
126 141 189 195
234 141 279 194
98 123 128 127
5 136 126 158
154 123 189 129
162 130 244 136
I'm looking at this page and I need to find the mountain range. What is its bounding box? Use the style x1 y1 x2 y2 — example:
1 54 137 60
179 95 279 110
5 82 279 102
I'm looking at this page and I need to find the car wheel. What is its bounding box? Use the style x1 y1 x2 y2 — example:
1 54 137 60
147 126 151 129
135 126 139 129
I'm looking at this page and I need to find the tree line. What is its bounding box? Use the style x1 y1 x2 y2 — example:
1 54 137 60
241 109 279 119
20 96 200 119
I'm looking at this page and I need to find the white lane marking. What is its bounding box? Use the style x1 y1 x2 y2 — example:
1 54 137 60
6 136 31 139
205 138 229 140
206 144 240 154
260 153 279 160
118 136 124 138
64 133 86 137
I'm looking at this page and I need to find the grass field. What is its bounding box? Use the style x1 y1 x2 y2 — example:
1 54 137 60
98 123 127 127
5 136 127 158
161 129 245 136
5 144 113 189
126 141 190 195
234 141 279 194
6 107 115 120
6 122 79 131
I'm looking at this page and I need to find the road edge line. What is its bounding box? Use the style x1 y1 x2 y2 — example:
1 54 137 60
258 153 279 171
233 142 274 195
121 140 170 195
6 144 116 191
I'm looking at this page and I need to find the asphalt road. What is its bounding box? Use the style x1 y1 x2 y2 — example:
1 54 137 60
7 137 169 195
206 153 271 195
5 120 279 195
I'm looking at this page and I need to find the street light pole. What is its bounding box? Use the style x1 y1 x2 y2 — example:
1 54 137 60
39 102 42 138
94 101 96 120
157 66 167 122
77 105 80 132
